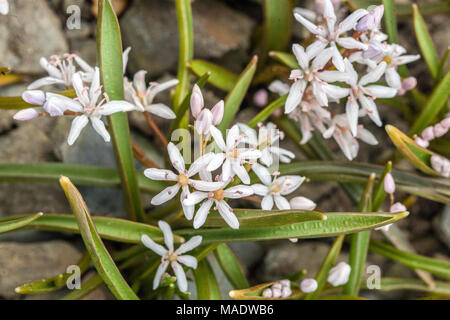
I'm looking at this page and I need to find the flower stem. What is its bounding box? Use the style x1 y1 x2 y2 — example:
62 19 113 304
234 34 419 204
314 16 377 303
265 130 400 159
144 111 168 147
130 140 159 169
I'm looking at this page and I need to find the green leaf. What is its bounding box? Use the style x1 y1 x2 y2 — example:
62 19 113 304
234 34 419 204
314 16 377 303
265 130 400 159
59 176 139 299
382 0 398 43
0 212 43 235
277 161 450 204
386 125 441 176
0 90 75 110
188 60 238 92
173 0 194 122
194 259 221 300
229 281 303 300
410 70 450 135
369 239 450 280
412 4 440 80
214 244 249 290
304 235 344 300
0 213 184 244
268 51 298 69
248 95 287 128
436 47 450 82
217 56 258 133
344 174 375 296
15 252 91 295
177 211 408 243
97 0 144 221
0 162 166 193
62 274 104 300
367 277 450 295
172 208 325 229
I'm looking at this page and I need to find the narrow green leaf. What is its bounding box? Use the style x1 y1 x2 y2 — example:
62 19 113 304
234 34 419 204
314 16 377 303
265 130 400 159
15 252 91 295
412 4 440 79
62 274 104 300
214 244 249 290
410 70 450 135
268 51 298 69
0 212 43 235
248 95 287 128
344 174 375 296
217 56 258 133
386 125 441 176
59 176 139 299
366 277 450 295
194 259 221 300
0 90 76 110
97 0 144 221
177 211 408 243
0 213 184 244
369 239 450 280
382 0 398 43
173 0 194 113
189 60 238 92
436 47 449 82
304 235 344 300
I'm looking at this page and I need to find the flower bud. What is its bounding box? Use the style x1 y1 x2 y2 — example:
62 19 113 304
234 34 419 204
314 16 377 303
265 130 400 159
401 77 417 91
390 202 406 213
289 238 298 243
272 282 282 290
433 123 447 138
414 137 429 148
356 5 384 31
211 100 224 126
289 196 317 210
281 286 292 298
272 288 282 298
44 98 66 117
280 279 290 288
300 278 318 293
421 126 435 141
253 89 268 107
195 109 212 135
383 173 395 194
262 288 272 298
190 84 204 119
431 155 450 178
13 108 39 121
22 90 46 105
327 262 351 287
440 117 450 130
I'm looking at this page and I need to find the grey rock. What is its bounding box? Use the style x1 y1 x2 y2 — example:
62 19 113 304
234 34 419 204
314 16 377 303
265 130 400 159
433 205 450 250
0 241 82 299
0 0 69 74
228 242 264 270
121 0 254 77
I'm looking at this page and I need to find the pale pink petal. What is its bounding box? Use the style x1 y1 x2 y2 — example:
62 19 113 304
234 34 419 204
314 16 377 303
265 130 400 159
385 67 402 89
22 90 46 105
133 70 147 94
292 44 309 70
211 100 224 126
294 12 327 37
306 40 328 59
232 161 250 184
193 199 214 229
189 180 224 192
152 260 169 289
207 153 226 172
261 195 274 210
171 261 188 292
167 142 186 173
290 196 316 210
177 255 198 269
180 186 194 220
145 103 176 119
217 200 239 229
158 220 174 251
222 159 233 182
338 9 368 34
209 126 226 151
175 235 203 255
68 115 89 146
224 185 254 199
336 37 368 50
252 162 272 185
151 184 181 205
183 191 209 206
13 108 41 121
285 80 306 114
359 62 387 86
362 85 397 98
226 124 241 149
358 95 382 127
278 175 305 195
144 168 178 181
27 77 65 90
90 116 110 142
346 97 359 136
141 234 168 256
190 84 204 119
358 127 378 145
274 195 291 210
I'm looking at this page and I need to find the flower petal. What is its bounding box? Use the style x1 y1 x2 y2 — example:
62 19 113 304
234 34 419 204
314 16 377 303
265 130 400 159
285 80 306 114
183 191 209 206
217 200 239 229
224 185 254 199
144 168 178 181
177 255 198 269
362 85 397 98
167 142 186 173
252 184 269 196
193 199 214 229
359 61 387 86
68 115 89 146
289 196 317 210
385 67 402 89
232 161 250 184
294 12 326 37
98 101 136 115
158 220 174 252
274 195 291 210
141 234 168 256
346 96 359 136
27 77 65 90
261 195 274 210
189 180 224 192
252 162 272 185
90 116 110 142
151 184 181 205
171 261 188 292
153 261 169 290
146 103 176 119
278 175 306 195
176 235 203 255
292 44 309 70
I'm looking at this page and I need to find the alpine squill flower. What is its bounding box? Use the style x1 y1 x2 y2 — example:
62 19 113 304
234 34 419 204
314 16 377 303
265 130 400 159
328 262 351 286
141 221 202 292
0 0 8 15
190 84 224 135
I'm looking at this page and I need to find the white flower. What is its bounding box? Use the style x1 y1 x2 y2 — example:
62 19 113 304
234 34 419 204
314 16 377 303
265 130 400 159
343 58 397 136
252 174 306 210
285 44 350 114
13 90 75 120
300 278 318 293
141 221 202 293
290 196 317 210
294 0 368 71
124 71 179 119
207 124 262 184
49 68 136 145
238 122 295 167
183 179 254 229
144 142 223 220
0 0 8 15
327 261 351 286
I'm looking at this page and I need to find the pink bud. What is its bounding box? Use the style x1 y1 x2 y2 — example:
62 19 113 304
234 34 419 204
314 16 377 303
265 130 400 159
273 108 282 118
262 288 272 298
13 108 39 121
44 98 66 117
356 5 384 31
211 100 224 126
421 126 435 141
414 137 429 148
300 278 318 293
253 89 268 107
401 77 417 91
190 84 203 119
22 90 46 105
383 173 395 194
433 123 447 138
390 202 406 213
195 109 212 135
289 196 316 210
440 117 450 130
314 0 341 15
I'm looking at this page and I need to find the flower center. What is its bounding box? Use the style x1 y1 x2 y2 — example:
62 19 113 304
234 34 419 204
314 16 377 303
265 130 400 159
213 189 224 201
231 148 239 159
382 55 392 65
270 182 281 194
177 174 189 186
167 252 177 262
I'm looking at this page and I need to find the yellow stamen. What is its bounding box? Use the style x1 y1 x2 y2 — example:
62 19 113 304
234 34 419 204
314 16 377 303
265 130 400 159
177 174 189 186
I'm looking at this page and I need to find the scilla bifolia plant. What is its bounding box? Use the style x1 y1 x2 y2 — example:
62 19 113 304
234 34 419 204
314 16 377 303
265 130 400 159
0 0 449 300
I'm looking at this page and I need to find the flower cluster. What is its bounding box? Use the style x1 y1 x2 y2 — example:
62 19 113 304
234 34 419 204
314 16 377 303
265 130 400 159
13 49 179 145
270 1 420 160
145 86 316 230
262 280 292 298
